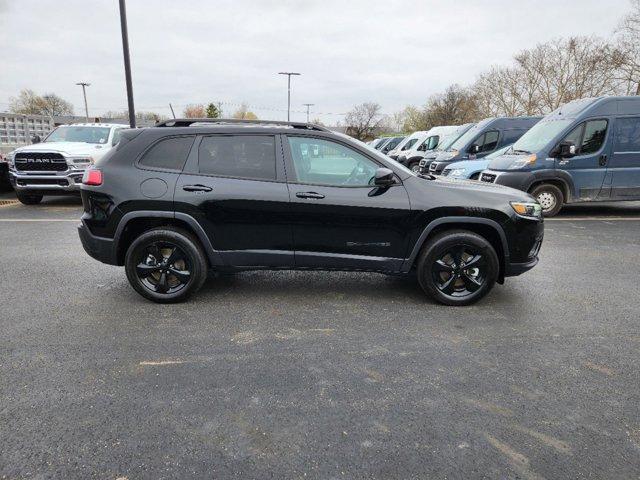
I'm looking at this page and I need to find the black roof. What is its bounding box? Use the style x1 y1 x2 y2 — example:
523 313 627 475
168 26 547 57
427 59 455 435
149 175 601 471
154 118 330 132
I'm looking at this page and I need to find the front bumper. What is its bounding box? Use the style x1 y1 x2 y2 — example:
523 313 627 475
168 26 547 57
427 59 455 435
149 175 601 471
78 221 119 265
479 169 534 192
9 169 85 193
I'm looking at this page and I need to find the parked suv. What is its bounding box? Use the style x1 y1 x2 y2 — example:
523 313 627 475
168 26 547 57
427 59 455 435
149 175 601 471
78 119 544 306
6 123 125 204
429 117 541 175
480 96 640 216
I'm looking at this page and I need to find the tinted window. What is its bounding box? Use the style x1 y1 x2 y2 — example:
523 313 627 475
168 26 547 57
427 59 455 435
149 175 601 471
479 130 499 152
426 135 439 150
401 138 418 151
199 135 276 180
112 129 122 146
139 136 194 170
581 120 608 154
288 136 379 186
562 124 584 147
614 117 640 152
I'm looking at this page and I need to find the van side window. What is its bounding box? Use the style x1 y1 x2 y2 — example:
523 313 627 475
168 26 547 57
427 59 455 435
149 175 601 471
581 120 608 154
198 135 277 180
614 117 640 152
479 131 499 152
139 136 194 171
427 135 439 150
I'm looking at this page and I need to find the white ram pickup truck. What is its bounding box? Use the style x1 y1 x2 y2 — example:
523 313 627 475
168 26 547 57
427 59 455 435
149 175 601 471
6 123 126 204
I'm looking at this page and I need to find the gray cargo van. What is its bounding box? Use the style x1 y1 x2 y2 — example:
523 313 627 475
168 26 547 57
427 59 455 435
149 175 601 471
480 96 640 216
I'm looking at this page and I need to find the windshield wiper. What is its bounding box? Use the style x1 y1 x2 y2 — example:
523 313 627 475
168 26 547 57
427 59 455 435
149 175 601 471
511 149 532 155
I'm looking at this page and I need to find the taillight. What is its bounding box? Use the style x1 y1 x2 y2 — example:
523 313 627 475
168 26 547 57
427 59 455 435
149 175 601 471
82 169 103 186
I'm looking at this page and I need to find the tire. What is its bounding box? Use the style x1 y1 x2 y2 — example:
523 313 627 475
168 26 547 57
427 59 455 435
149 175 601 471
529 184 563 217
124 227 208 303
408 161 421 173
416 230 499 306
16 192 43 205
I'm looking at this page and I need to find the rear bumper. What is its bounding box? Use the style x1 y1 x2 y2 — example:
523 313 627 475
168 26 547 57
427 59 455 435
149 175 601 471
78 221 118 265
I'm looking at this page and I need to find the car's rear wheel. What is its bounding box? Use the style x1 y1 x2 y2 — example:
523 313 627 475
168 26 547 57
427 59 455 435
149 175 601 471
417 230 499 306
125 227 208 303
16 192 43 205
530 183 563 217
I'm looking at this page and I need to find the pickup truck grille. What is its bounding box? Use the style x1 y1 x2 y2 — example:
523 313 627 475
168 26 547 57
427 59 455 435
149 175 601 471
14 152 68 172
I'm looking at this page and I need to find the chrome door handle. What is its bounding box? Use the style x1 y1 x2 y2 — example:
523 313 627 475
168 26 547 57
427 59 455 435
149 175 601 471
296 191 325 199
183 184 213 192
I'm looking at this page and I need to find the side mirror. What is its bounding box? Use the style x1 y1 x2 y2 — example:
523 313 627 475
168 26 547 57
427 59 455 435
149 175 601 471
558 141 576 158
373 167 395 186
31 135 41 144
417 144 425 152
469 144 480 154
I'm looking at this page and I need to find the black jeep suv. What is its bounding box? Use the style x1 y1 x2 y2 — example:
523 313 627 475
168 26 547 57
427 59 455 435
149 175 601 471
78 119 544 306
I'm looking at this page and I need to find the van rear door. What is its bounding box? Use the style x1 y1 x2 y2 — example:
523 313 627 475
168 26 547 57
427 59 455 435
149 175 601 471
555 119 610 201
607 116 640 200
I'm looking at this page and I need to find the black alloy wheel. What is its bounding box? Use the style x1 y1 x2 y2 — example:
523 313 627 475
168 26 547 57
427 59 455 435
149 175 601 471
125 227 207 303
417 230 498 306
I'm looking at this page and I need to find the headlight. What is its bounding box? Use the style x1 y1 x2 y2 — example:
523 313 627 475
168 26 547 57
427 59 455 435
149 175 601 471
449 168 466 177
508 153 537 170
510 201 542 219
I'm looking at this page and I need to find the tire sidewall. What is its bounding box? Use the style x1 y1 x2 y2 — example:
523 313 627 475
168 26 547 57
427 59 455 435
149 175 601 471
17 193 43 205
124 228 207 303
417 232 499 306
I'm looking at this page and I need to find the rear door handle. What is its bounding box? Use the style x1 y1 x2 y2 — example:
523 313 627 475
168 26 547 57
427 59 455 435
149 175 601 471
183 184 213 193
599 154 608 167
296 191 325 199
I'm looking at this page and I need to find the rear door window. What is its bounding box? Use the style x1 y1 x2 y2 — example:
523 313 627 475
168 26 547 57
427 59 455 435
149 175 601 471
614 117 640 152
139 136 194 171
198 135 277 181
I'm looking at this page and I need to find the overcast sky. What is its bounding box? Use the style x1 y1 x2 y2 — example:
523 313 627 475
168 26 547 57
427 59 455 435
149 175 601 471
0 0 631 123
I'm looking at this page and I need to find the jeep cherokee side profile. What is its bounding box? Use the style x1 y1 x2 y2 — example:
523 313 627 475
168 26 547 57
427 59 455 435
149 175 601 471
78 119 544 306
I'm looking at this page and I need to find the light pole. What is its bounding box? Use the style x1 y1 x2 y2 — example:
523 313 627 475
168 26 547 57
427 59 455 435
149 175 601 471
119 0 136 128
76 82 90 122
302 103 314 123
278 72 301 122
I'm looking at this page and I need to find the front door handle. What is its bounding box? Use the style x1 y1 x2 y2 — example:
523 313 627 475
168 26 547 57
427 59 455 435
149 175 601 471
599 154 608 167
296 191 325 199
183 184 213 193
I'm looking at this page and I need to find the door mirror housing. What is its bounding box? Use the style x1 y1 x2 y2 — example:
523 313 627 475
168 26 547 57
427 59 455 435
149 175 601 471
31 135 41 144
373 168 395 186
557 141 576 158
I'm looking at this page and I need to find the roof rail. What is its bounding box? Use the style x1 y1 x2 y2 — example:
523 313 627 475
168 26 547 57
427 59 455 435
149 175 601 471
154 118 331 132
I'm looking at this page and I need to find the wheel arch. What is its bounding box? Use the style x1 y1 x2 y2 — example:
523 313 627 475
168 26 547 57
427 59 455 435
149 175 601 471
526 171 573 203
403 217 509 282
114 211 222 267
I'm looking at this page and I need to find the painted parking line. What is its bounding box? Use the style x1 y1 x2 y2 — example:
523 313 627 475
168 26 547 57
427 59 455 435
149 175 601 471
0 219 79 222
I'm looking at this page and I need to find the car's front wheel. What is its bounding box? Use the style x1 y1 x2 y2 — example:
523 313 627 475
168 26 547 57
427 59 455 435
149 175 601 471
125 227 208 303
408 161 421 173
16 192 43 205
416 230 499 306
530 183 563 217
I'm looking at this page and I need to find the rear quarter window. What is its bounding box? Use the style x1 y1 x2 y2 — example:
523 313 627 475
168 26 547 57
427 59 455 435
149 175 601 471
138 136 195 171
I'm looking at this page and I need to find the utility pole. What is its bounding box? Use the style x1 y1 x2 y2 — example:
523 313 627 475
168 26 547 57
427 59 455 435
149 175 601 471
278 72 301 122
169 103 176 119
119 0 136 128
75 82 90 122
302 103 314 123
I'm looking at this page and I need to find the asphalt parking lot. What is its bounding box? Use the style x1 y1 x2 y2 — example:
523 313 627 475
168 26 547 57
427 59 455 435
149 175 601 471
1 195 640 479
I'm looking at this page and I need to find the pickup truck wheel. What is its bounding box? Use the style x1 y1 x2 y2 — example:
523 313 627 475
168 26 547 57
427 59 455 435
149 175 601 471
125 227 207 303
408 161 421 173
530 184 563 217
16 193 43 205
417 230 498 306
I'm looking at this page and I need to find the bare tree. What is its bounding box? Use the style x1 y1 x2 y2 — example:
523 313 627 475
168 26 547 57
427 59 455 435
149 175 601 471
423 85 480 127
401 105 429 132
183 104 206 118
9 89 73 116
231 103 258 120
344 102 384 140
615 0 640 95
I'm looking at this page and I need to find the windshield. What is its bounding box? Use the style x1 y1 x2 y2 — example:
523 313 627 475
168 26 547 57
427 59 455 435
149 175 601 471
45 126 111 144
438 125 474 152
510 119 573 153
449 125 484 151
